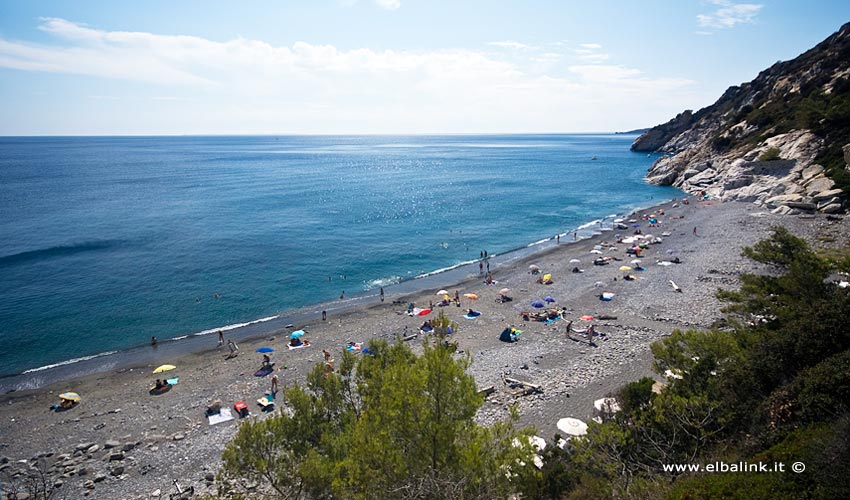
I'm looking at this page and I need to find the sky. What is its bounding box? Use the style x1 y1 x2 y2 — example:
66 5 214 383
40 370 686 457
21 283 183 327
0 1 849 135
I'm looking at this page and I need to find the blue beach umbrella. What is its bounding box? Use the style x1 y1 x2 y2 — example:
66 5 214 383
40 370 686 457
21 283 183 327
544 296 556 303
256 347 275 353
632 223 640 228
290 330 305 339
666 249 680 255
531 300 545 308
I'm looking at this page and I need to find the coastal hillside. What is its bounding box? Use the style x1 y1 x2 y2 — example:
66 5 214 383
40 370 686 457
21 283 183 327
633 22 850 215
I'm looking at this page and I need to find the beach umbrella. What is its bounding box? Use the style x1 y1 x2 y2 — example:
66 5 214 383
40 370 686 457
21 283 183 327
589 249 602 254
446 326 454 334
569 258 581 264
580 315 594 321
529 264 540 271
632 223 640 228
557 417 588 437
499 287 511 295
59 392 81 402
417 308 432 316
531 300 545 308
152 364 176 374
619 266 632 271
666 249 679 254
601 292 615 301
290 330 305 339
657 261 673 266
594 398 622 414
544 296 556 303
594 281 605 287
436 289 449 296
614 218 624 223
256 347 275 353
630 259 642 265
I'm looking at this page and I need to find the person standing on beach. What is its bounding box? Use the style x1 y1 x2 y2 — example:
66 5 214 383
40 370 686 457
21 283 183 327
340 291 345 300
693 227 698 236
151 336 157 346
217 330 224 348
574 232 577 240
479 261 483 275
486 261 490 273
380 287 384 302
322 310 327 321
271 374 279 395
556 234 560 244
227 339 238 357
484 250 488 259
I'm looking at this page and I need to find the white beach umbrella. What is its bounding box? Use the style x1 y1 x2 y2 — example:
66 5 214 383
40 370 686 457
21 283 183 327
631 259 642 265
593 398 622 414
569 259 581 264
557 417 588 437
590 250 602 254
436 289 449 296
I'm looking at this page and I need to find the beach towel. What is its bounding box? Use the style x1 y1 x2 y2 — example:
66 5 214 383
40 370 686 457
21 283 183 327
254 365 274 377
208 408 234 426
288 340 311 350
345 343 363 352
543 316 561 323
166 377 179 385
257 394 275 409
463 311 481 319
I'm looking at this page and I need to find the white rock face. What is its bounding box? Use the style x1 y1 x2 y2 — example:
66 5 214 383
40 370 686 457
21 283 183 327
646 130 845 213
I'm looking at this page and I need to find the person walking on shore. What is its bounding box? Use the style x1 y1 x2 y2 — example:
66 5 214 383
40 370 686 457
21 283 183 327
217 330 224 348
340 291 345 300
380 287 384 302
693 227 698 236
271 374 279 395
479 261 483 275
322 310 327 321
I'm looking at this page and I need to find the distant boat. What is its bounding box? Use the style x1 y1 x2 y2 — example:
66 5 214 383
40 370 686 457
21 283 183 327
591 156 598 160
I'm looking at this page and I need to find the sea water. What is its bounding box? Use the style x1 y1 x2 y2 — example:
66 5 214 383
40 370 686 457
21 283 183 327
0 134 678 384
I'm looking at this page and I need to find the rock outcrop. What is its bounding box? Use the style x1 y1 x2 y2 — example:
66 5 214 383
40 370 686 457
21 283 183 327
635 22 850 214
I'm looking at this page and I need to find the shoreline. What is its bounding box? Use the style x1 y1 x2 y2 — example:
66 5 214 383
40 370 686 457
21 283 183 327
0 196 674 394
2 199 847 499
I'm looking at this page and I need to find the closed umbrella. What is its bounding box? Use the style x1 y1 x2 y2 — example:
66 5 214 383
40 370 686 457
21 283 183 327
531 300 545 308
152 364 176 374
557 417 588 436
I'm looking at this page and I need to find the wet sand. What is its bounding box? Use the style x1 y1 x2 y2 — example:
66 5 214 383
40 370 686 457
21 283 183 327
1 199 846 500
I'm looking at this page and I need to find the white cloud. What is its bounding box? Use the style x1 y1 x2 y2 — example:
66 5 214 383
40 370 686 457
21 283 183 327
572 43 608 62
487 40 535 50
697 1 763 30
0 19 699 134
374 0 401 10
579 43 602 49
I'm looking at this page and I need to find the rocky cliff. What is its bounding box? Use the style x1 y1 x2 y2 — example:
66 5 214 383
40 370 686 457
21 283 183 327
634 22 850 214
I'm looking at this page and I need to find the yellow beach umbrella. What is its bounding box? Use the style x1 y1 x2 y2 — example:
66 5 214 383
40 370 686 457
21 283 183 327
152 364 176 374
619 266 632 271
59 392 81 402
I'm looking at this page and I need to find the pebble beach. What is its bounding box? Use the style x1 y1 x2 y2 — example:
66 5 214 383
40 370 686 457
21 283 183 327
1 199 847 500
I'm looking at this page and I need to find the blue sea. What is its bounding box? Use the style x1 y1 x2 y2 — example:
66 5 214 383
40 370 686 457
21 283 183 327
0 134 678 388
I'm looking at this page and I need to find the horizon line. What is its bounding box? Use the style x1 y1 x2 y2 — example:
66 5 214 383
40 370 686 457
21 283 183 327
0 130 648 138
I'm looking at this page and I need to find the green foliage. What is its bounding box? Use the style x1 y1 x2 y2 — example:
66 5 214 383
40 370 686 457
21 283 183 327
214 332 537 499
758 146 782 161
616 377 655 414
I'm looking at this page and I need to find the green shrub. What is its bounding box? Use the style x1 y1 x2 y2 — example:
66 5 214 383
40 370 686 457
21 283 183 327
759 147 782 161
